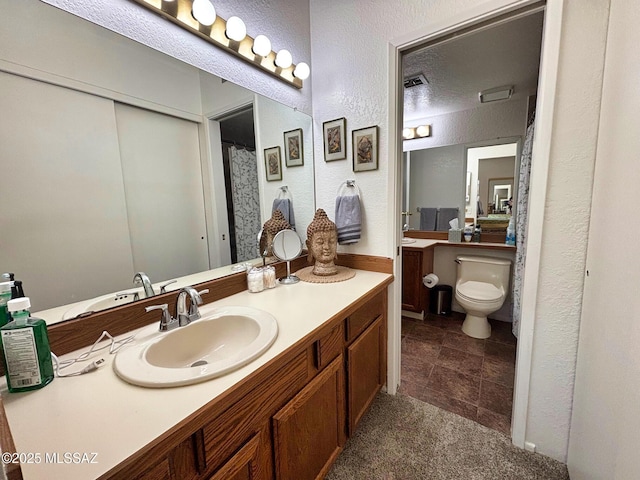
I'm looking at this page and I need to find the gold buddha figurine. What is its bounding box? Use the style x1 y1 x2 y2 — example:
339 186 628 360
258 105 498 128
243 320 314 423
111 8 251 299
262 210 291 258
306 209 338 276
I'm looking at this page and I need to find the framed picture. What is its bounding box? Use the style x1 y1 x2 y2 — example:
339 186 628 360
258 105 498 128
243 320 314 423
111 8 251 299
352 125 378 172
322 117 347 161
283 128 304 167
264 146 282 181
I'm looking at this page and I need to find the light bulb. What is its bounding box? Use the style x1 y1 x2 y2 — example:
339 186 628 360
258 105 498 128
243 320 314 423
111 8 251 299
192 0 216 27
225 16 246 42
416 125 431 137
275 49 293 69
252 35 271 57
293 62 310 80
402 128 416 139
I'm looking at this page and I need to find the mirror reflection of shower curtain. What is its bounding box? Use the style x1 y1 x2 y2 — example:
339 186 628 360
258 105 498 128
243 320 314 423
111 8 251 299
512 113 535 337
228 145 261 263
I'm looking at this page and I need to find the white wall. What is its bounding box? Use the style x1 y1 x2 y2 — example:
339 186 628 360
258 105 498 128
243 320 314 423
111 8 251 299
404 98 528 152
40 0 312 116
254 96 315 243
310 0 609 462
524 0 610 461
567 0 640 477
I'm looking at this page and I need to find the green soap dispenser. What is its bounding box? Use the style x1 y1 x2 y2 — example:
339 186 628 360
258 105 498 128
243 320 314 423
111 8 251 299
0 282 12 328
1 297 54 392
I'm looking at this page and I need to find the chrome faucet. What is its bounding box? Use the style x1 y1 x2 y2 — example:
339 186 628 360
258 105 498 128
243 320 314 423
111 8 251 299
176 287 209 327
133 272 155 298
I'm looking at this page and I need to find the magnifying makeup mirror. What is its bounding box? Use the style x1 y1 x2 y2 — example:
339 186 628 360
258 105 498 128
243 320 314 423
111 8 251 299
272 229 302 284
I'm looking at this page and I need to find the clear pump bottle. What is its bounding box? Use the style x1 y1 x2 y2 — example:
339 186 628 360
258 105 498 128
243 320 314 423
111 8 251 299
1 297 54 392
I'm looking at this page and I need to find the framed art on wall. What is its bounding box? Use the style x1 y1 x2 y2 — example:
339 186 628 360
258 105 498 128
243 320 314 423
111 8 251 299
283 128 304 167
264 146 282 181
352 125 378 172
323 117 347 161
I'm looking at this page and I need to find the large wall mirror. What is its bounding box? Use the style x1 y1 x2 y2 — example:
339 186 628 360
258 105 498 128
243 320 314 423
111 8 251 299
0 1 315 318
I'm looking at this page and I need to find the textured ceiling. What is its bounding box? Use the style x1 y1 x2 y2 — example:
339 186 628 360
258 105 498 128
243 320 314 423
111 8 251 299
403 11 544 122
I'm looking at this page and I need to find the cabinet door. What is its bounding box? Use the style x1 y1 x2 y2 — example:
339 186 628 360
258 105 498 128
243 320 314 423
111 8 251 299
347 315 386 434
272 356 345 480
402 249 423 312
206 434 261 480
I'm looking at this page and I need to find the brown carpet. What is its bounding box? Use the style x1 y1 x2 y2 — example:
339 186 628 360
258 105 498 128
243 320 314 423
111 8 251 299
327 393 569 480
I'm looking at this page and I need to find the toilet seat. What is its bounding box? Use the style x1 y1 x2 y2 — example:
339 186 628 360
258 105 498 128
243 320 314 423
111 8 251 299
456 281 503 303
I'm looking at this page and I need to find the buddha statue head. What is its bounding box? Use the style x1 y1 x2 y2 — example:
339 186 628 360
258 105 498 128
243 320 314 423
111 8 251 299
306 209 338 276
262 210 291 258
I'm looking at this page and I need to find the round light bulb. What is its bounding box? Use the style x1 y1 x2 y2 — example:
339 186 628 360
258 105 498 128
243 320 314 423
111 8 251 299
416 125 430 137
225 16 246 42
192 0 216 27
252 35 271 57
275 49 293 69
293 62 310 80
402 128 415 139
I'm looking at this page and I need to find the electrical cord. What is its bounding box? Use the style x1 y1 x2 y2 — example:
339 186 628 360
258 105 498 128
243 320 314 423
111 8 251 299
51 330 134 378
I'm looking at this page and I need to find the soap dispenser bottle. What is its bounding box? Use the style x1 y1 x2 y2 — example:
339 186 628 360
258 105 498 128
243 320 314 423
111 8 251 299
0 282 12 328
1 297 54 392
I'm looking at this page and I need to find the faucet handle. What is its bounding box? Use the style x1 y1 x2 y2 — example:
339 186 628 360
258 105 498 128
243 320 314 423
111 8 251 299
145 303 177 332
158 279 177 293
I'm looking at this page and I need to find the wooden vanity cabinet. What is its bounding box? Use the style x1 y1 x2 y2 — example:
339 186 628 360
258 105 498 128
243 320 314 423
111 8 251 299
402 247 433 316
345 293 387 435
272 356 345 480
108 288 388 480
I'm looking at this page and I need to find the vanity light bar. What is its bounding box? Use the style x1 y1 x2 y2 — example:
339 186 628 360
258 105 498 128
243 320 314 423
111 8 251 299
130 0 309 88
402 124 431 140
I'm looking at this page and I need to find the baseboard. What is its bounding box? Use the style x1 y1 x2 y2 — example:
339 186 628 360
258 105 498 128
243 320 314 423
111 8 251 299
401 310 423 320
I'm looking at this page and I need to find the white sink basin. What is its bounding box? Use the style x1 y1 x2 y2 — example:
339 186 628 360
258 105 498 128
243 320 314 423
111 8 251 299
62 286 169 320
113 306 278 387
402 238 416 244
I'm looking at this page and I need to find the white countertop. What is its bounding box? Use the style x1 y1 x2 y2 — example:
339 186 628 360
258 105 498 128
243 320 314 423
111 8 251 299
2 269 392 480
402 238 514 250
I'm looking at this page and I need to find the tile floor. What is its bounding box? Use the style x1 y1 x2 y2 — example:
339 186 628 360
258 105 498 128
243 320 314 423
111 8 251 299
399 312 516 435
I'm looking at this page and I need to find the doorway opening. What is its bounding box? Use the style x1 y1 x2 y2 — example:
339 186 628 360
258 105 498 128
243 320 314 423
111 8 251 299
398 6 544 437
214 107 260 264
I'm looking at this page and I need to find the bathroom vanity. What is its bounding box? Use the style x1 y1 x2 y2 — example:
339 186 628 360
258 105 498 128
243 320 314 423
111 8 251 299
0 264 392 480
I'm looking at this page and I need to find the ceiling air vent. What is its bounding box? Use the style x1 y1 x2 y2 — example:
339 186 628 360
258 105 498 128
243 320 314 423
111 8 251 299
403 74 428 88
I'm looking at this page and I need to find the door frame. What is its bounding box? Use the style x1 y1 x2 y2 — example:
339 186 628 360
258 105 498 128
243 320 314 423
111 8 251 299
387 0 564 449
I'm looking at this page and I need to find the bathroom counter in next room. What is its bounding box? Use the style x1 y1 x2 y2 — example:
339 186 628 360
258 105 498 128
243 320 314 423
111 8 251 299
1 269 393 480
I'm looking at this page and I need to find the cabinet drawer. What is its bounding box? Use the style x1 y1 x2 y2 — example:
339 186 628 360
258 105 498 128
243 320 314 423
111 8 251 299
315 322 343 370
346 293 384 343
202 350 309 474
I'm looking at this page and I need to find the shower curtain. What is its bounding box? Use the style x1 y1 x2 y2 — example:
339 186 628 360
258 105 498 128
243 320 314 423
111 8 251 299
512 114 535 337
229 146 261 263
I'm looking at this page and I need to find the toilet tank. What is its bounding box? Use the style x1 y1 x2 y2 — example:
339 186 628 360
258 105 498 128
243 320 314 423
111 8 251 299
455 255 511 289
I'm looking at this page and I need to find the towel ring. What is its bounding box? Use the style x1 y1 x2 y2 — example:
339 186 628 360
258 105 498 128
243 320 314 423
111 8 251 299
277 185 293 200
336 180 361 197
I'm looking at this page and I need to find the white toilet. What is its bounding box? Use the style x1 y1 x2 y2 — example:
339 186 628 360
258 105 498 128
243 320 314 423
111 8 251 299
455 255 511 339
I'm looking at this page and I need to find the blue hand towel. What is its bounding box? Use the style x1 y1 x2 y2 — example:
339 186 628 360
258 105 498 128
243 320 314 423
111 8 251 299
272 198 295 230
419 208 437 230
335 195 361 245
436 207 459 231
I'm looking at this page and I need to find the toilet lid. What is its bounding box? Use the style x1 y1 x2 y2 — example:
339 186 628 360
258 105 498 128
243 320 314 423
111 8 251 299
457 281 503 302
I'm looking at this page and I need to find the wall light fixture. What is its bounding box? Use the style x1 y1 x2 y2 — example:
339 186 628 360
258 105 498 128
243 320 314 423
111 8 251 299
130 0 309 88
402 124 431 140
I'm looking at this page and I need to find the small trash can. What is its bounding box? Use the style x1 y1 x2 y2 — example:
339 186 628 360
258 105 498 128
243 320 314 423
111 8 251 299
429 285 453 316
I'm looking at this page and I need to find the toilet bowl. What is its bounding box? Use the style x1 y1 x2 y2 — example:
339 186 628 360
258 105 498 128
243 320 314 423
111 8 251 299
455 255 511 339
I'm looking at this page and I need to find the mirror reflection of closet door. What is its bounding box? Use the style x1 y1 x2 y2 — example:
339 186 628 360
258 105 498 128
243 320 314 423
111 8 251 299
114 103 210 281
